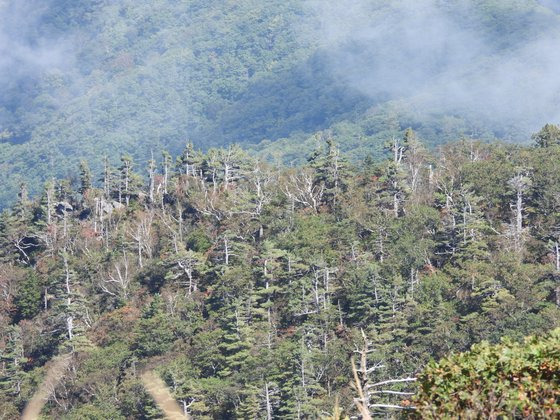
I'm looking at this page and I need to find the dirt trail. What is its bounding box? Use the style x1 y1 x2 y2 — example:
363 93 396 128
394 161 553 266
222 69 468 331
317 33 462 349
21 355 72 420
22 356 187 419
141 371 189 419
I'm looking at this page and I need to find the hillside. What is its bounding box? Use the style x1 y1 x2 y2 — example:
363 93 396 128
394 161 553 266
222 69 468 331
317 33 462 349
1 0 560 206
1 131 560 417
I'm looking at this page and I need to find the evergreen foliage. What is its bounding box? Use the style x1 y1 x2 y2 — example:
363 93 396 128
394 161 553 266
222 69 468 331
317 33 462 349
1 0 559 207
1 129 560 417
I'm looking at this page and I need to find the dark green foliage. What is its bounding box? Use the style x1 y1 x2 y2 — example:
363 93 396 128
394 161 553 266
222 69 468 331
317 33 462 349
13 271 42 321
2 129 560 417
186 229 213 253
133 296 176 357
1 0 558 208
78 160 92 196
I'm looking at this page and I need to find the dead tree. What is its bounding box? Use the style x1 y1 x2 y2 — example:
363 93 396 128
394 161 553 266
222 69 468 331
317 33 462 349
351 329 416 418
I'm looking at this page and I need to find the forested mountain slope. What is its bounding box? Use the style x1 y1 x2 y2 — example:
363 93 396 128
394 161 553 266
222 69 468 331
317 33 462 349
1 0 560 206
1 129 560 418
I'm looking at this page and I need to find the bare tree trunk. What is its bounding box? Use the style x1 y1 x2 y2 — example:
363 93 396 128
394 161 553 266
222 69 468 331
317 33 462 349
554 241 560 306
516 188 523 234
46 183 53 225
265 382 273 420
224 237 230 266
63 255 73 340
149 152 155 203
351 357 372 420
509 174 529 254
163 161 169 195
137 227 143 268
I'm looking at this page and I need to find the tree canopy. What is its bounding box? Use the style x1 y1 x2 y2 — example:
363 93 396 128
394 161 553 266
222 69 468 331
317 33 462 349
1 128 560 417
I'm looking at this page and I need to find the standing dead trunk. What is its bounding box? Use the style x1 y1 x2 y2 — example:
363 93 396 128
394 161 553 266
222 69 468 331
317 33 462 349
224 237 230 266
265 382 273 420
554 241 560 306
63 254 73 340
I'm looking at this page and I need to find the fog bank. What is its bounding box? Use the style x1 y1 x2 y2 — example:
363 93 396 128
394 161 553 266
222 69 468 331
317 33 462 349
310 0 560 134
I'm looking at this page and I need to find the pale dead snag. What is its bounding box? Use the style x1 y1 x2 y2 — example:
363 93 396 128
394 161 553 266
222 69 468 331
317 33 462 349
351 357 372 420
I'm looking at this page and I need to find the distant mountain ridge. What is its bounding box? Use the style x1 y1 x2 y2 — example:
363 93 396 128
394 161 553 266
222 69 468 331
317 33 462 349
0 0 559 206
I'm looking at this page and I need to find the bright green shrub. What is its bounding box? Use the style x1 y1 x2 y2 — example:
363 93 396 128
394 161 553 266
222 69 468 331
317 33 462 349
414 329 560 418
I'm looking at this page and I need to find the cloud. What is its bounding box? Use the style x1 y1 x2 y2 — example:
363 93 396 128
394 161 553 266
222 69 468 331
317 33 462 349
309 0 560 134
538 0 560 13
0 0 73 85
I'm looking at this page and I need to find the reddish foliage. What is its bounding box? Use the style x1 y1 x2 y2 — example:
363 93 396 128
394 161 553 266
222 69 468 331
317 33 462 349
423 263 436 274
279 326 296 337
80 226 100 239
91 305 141 346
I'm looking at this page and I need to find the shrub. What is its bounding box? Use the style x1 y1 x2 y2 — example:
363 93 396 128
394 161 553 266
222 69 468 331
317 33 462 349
413 329 560 418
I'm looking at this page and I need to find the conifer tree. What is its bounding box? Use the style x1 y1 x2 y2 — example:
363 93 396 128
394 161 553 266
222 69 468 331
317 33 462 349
0 325 26 397
13 271 41 321
117 154 142 206
176 142 204 177
532 123 560 148
308 135 349 211
79 160 93 196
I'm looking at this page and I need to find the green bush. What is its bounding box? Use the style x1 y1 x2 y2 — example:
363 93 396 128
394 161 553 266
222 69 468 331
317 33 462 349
413 329 560 418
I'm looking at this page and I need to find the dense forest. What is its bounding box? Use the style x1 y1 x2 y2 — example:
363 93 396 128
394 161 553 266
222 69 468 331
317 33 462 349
1 125 560 418
2 0 560 418
1 0 560 206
